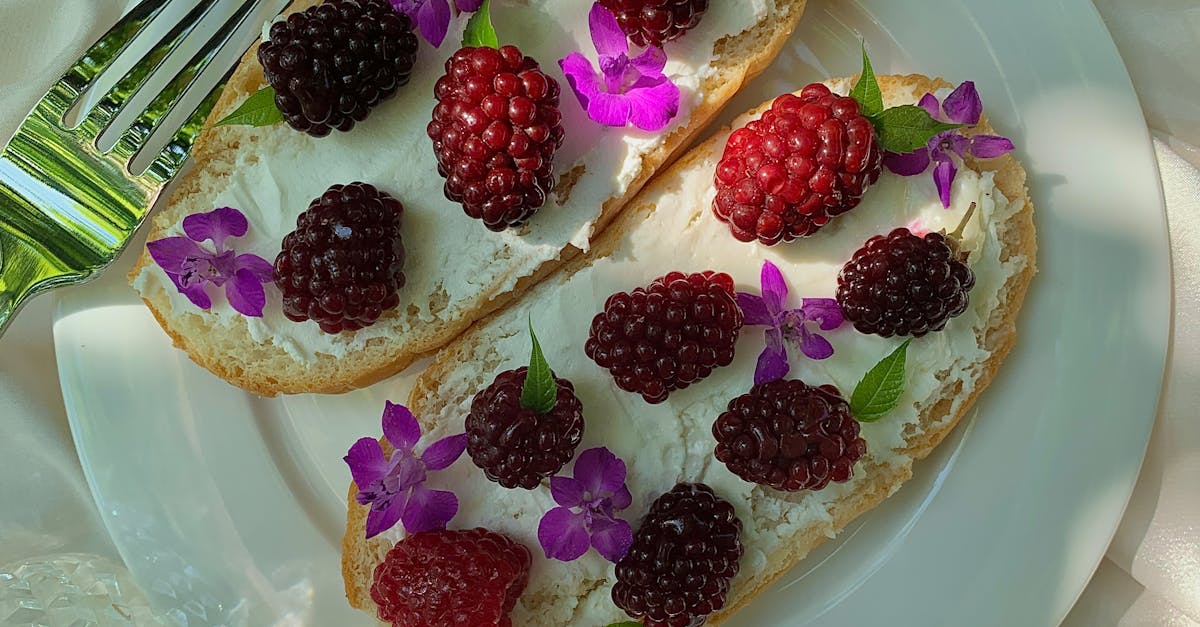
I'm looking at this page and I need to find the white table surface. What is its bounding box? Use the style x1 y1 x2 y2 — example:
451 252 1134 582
1 0 1197 625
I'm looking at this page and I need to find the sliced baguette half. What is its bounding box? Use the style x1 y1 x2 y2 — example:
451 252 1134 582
129 0 807 396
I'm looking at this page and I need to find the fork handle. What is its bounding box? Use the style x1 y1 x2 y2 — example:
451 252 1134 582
0 229 78 339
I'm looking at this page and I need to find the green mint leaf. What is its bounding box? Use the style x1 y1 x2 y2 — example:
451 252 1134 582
213 87 283 128
868 105 964 153
520 318 557 414
462 0 498 48
850 340 911 422
848 43 883 117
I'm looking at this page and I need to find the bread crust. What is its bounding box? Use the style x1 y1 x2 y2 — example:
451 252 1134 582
129 0 808 397
341 74 1036 624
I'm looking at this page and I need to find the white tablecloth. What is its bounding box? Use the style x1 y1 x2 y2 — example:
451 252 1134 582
0 1 1196 624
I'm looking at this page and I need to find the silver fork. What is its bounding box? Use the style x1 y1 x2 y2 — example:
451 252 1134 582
0 0 268 338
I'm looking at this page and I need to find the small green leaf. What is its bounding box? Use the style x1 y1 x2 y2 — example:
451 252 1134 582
868 105 964 153
462 0 498 48
850 340 911 422
520 318 557 414
848 43 883 117
213 87 284 128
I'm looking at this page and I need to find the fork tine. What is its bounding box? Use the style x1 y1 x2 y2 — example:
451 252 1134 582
74 0 221 142
37 0 173 122
107 0 261 168
141 63 239 184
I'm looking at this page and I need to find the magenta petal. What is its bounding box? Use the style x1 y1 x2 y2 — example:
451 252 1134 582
146 237 207 275
589 3 628 58
182 207 248 251
344 437 390 489
416 0 451 47
798 327 834 360
225 268 266 317
883 148 932 176
754 328 789 385
560 54 605 114
235 253 274 282
573 447 627 498
758 259 788 316
737 292 774 326
942 81 982 126
178 282 213 310
550 475 587 508
364 494 405 539
630 46 667 78
381 401 422 452
587 90 633 128
608 484 632 511
932 157 957 208
917 93 941 119
538 506 590 561
401 485 458 533
455 0 482 10
800 298 843 331
969 134 1015 159
421 433 467 470
625 78 679 132
589 516 633 563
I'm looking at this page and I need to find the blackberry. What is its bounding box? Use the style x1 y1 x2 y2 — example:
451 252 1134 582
837 228 976 337
258 0 418 137
585 271 743 404
712 85 882 245
428 45 565 231
371 528 531 627
599 0 710 47
465 367 586 489
613 483 742 627
273 182 405 334
713 379 867 492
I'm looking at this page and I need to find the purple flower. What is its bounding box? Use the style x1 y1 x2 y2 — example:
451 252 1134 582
344 402 468 539
883 81 1015 208
391 0 480 47
146 207 273 317
737 260 844 385
537 447 633 563
558 4 680 131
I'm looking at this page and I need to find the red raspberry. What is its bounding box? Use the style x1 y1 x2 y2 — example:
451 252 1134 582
713 379 867 492
599 0 710 47
613 483 743 627
466 367 586 489
837 228 976 337
585 271 743 404
370 528 532 627
273 182 405 334
428 46 565 231
712 85 882 245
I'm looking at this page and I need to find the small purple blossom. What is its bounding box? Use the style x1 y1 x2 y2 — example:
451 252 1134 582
883 81 1015 207
558 3 680 131
344 402 468 539
146 207 273 317
391 0 481 47
737 260 844 385
537 447 633 563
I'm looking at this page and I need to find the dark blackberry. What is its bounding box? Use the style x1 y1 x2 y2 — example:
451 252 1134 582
273 182 405 334
258 0 418 137
428 45 565 231
713 85 882 245
613 483 743 627
837 228 976 337
465 367 585 489
713 379 867 492
585 271 743 404
599 0 710 47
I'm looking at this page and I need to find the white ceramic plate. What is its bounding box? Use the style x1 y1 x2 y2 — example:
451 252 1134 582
53 0 1169 624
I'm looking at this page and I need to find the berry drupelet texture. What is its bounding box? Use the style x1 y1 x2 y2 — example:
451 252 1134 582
714 379 867 492
428 45 565 231
713 85 882 245
837 228 976 337
258 0 418 137
599 0 710 47
371 528 531 627
613 483 743 627
273 182 406 334
465 367 586 490
585 271 744 404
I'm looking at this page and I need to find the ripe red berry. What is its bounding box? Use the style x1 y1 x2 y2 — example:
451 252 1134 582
837 228 976 337
370 528 532 627
712 85 882 245
714 379 867 492
585 271 744 404
273 182 406 334
599 0 710 47
428 46 565 231
466 367 586 489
